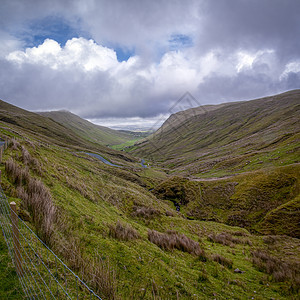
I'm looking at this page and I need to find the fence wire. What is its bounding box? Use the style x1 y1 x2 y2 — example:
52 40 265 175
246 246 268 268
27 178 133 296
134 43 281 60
0 186 103 300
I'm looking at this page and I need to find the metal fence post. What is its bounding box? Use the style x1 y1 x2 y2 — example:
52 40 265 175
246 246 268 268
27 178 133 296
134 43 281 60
10 201 22 276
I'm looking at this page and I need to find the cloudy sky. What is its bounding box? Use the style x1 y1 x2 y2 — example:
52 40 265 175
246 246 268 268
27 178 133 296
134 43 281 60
0 0 299 130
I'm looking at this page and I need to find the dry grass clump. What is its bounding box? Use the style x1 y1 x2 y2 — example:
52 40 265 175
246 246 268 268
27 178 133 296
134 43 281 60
165 210 175 217
252 249 300 289
212 254 233 269
57 237 117 299
6 158 55 244
231 231 248 237
17 178 56 244
21 146 31 165
262 235 277 245
5 158 29 185
10 139 20 150
207 232 251 247
148 229 205 256
131 205 161 219
108 221 140 241
21 146 42 174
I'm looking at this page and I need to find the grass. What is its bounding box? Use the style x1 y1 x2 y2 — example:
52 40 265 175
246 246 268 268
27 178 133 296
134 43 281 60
2 137 296 299
153 164 300 237
110 138 144 151
0 92 299 299
130 90 300 178
0 231 24 299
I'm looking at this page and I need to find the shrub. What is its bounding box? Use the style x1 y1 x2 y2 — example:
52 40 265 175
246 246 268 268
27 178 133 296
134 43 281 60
148 229 205 256
108 221 140 241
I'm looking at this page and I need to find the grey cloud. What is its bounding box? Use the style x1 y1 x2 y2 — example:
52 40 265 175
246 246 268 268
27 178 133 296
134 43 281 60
0 0 299 122
195 0 300 62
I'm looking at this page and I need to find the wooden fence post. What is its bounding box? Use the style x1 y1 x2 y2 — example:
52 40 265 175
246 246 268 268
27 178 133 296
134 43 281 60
10 202 22 276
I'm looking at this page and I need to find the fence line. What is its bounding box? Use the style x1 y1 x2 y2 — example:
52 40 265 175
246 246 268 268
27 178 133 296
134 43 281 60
0 139 103 299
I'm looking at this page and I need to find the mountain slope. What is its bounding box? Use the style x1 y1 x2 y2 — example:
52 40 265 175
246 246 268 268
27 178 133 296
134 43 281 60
38 110 141 146
131 90 300 177
1 98 299 299
0 99 138 166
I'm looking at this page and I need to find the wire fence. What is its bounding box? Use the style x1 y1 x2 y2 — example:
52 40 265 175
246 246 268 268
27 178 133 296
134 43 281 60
0 141 103 299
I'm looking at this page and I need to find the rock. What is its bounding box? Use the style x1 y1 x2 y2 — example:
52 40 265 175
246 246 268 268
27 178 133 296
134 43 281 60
234 268 245 273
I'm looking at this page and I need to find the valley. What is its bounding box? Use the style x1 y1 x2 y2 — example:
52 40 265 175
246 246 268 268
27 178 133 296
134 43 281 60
0 90 299 299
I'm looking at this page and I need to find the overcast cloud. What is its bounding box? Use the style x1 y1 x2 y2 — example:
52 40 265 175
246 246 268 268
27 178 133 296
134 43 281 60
0 0 299 129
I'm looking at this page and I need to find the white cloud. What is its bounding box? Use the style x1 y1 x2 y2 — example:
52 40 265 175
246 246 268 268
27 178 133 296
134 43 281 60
7 38 120 72
280 60 300 79
1 34 299 124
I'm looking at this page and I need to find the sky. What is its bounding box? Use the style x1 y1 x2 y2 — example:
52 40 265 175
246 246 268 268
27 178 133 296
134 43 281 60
0 0 300 130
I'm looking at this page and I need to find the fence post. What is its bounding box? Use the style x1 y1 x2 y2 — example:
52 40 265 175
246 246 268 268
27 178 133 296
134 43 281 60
0 146 2 164
10 201 22 276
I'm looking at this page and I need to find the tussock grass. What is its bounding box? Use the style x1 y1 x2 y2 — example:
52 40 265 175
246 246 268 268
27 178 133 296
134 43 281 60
57 237 117 299
5 158 55 244
5 158 29 185
10 139 20 150
131 205 161 219
17 178 56 245
21 146 41 174
109 221 140 241
148 229 205 256
252 249 300 290
212 254 233 269
207 232 252 247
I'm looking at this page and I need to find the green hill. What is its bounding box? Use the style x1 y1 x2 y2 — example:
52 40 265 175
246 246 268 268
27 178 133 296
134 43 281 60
130 90 300 238
0 96 299 299
131 89 300 177
38 110 143 146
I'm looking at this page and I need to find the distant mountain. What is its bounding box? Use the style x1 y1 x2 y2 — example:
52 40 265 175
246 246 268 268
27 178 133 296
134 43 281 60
38 110 140 146
132 89 300 176
0 99 137 164
0 100 88 147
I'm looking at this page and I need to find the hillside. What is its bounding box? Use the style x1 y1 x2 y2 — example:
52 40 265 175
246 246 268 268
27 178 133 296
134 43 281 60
0 100 138 166
131 90 300 177
38 110 144 146
0 97 299 299
130 90 300 238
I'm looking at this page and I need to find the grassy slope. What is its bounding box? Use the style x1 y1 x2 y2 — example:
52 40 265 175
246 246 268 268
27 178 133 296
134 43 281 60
38 110 143 146
153 163 300 238
130 90 300 239
131 90 300 177
0 231 24 299
0 97 299 299
0 99 140 167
